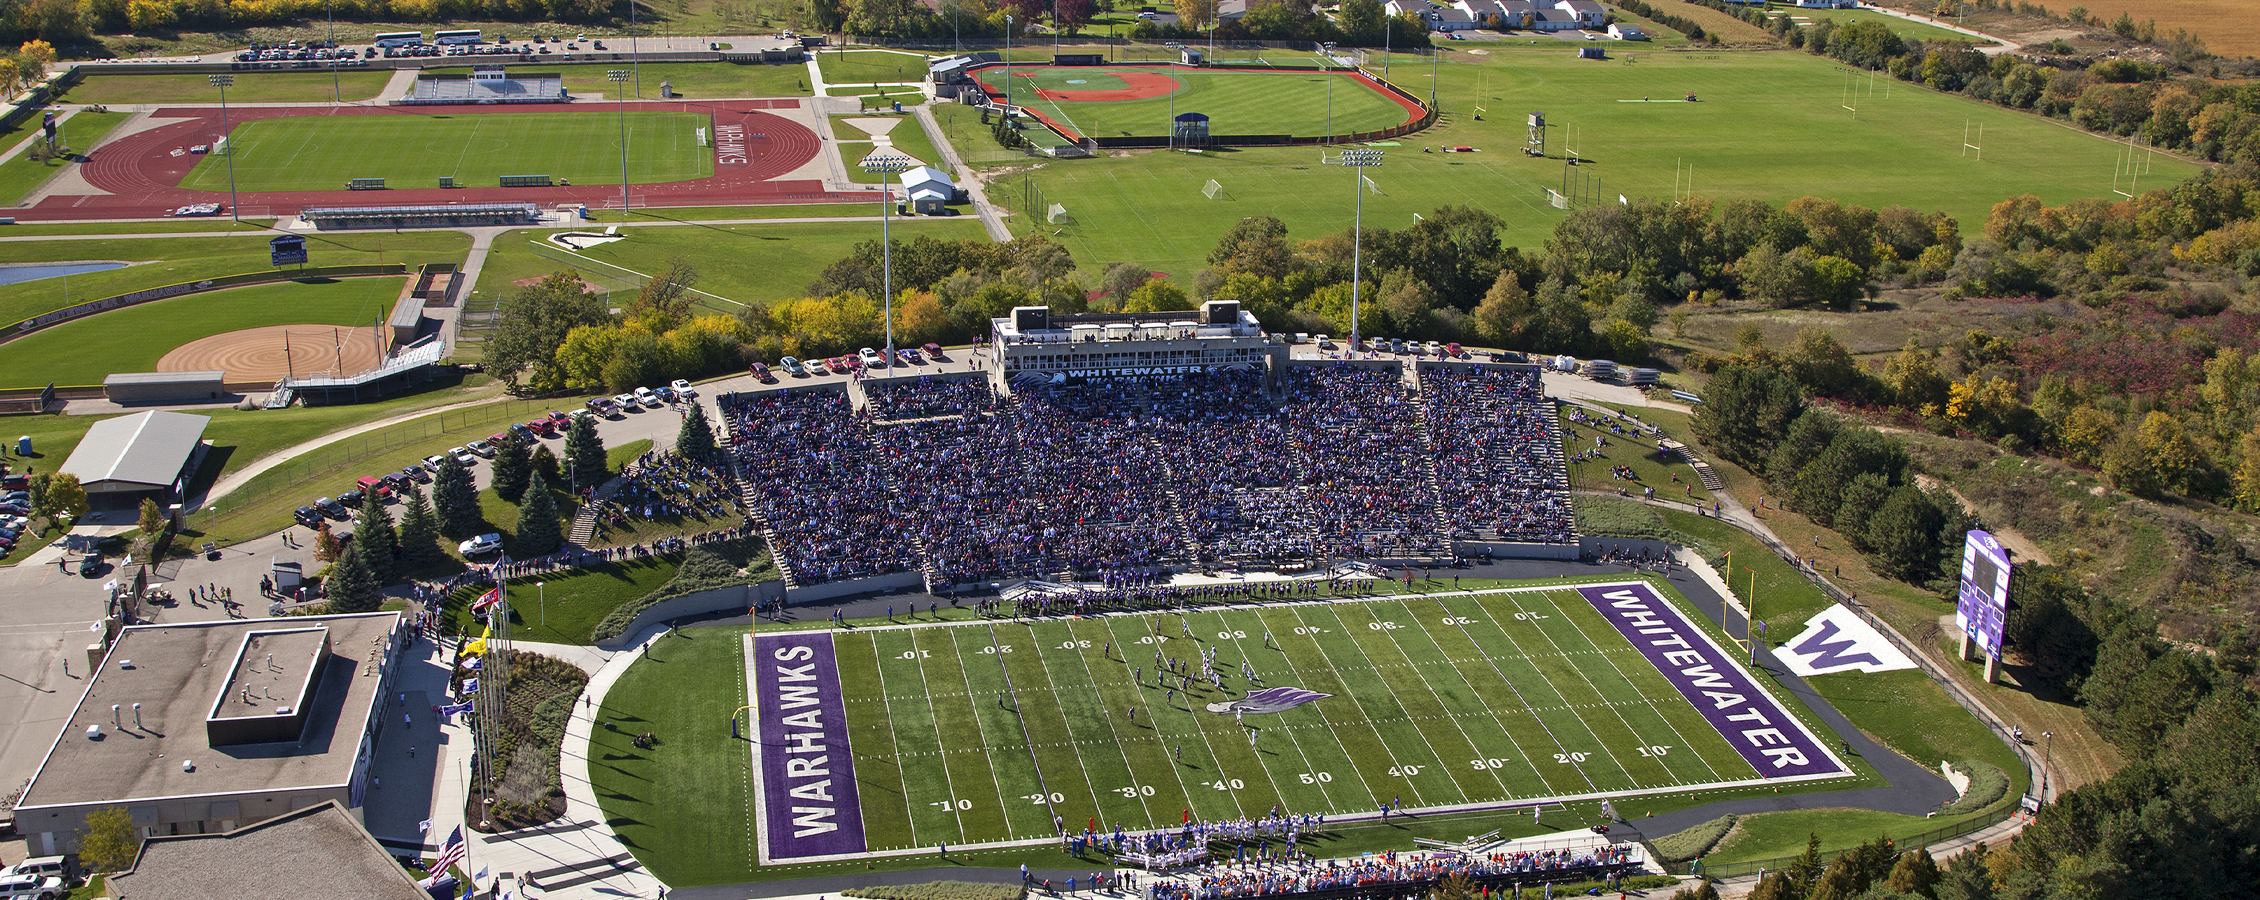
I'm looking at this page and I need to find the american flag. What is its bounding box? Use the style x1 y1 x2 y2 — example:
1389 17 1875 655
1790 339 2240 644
421 826 466 887
471 588 502 611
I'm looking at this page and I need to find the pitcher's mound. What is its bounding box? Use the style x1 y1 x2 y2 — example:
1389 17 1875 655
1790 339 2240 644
159 325 386 382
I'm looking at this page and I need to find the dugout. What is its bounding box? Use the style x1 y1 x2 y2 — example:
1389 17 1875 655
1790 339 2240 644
1173 112 1211 148
388 296 424 347
103 371 229 406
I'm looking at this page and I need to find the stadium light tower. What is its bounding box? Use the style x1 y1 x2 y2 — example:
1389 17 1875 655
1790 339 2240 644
862 152 916 368
208 74 240 223
608 70 632 215
1004 16 1014 111
1338 148 1382 351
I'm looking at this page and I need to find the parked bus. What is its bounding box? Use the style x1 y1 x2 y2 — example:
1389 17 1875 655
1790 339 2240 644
373 31 423 47
434 29 482 44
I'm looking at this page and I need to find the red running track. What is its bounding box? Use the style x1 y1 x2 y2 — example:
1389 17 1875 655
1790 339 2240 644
30 99 866 221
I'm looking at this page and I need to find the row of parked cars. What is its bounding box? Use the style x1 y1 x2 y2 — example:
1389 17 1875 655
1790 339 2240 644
290 410 584 552
584 379 697 417
0 855 76 899
754 343 949 382
0 473 31 556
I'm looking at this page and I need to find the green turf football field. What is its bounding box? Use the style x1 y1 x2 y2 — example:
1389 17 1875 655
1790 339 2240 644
827 583 1843 852
181 111 714 192
1008 49 2206 274
980 67 1416 140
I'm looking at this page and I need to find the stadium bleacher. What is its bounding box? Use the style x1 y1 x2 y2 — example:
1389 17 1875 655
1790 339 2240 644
301 202 540 230
720 362 1573 589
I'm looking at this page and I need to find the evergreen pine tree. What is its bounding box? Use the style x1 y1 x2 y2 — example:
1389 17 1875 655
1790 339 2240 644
492 433 532 503
515 472 563 556
677 402 717 461
352 496 396 584
433 453 483 540
396 484 447 569
564 413 608 495
531 444 562 488
326 543 382 613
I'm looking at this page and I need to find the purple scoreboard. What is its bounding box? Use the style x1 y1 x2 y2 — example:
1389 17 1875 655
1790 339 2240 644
1956 529 2011 658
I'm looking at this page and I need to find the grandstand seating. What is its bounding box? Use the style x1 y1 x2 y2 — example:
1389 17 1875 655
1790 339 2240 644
720 362 1573 589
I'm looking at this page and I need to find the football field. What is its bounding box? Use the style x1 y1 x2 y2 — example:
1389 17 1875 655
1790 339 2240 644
748 580 1853 863
181 111 714 192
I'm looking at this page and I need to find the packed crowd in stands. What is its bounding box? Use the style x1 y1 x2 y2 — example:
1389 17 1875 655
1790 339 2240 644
720 361 1573 587
1146 844 1640 900
1419 367 1575 545
721 388 921 584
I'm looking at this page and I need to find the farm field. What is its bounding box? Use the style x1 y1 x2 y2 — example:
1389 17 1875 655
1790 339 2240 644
65 71 395 105
1006 48 2204 274
181 111 713 192
0 277 405 388
978 66 1417 141
753 580 1856 862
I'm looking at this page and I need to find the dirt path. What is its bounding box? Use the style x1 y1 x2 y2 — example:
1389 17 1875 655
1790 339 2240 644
1915 473 2055 565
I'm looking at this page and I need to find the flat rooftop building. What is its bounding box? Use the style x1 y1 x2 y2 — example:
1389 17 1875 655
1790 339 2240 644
989 301 1274 388
106 800 427 900
13 613 404 856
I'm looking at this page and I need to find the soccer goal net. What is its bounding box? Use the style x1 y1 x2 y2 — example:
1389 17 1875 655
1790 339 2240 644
1047 203 1071 224
1203 179 1228 200
1547 189 1569 210
1363 174 1384 196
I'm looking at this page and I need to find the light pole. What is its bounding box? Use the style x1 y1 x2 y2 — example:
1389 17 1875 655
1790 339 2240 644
1005 16 1014 111
209 74 241 223
608 70 632 215
1384 16 1391 74
538 581 546 628
862 152 916 369
1337 148 1381 351
327 0 339 102
630 0 642 98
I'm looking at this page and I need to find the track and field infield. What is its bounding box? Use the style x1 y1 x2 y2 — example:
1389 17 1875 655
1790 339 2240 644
180 111 713 192
972 65 1420 142
744 579 1852 863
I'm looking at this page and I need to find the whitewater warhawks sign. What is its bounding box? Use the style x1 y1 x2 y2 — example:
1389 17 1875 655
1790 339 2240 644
750 632 866 861
15 280 214 333
1575 584 1849 779
1775 605 1917 677
714 123 750 165
1207 686 1331 715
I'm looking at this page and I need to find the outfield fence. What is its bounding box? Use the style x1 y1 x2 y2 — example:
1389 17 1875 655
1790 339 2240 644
189 397 567 538
0 265 409 349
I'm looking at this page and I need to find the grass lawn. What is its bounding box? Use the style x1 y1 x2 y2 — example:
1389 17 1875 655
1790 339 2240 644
605 438 653 474
1005 49 2201 274
64 70 395 105
857 93 928 109
0 111 130 206
1561 409 1713 505
975 66 1413 141
1661 508 1837 631
1708 806 1983 865
0 276 408 388
0 231 470 335
1806 668 2022 781
815 48 933 86
475 552 681 644
0 219 279 236
589 624 753 884
182 111 712 193
576 203 873 223
422 62 811 98
472 218 991 306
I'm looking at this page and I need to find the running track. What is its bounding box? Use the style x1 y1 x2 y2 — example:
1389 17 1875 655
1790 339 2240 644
27 100 866 220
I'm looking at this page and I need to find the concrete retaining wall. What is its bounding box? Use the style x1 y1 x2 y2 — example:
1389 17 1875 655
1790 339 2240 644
784 570 924 604
593 580 786 650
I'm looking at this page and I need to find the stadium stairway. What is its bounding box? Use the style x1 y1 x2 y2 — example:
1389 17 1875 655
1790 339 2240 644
566 462 641 546
1660 439 1725 492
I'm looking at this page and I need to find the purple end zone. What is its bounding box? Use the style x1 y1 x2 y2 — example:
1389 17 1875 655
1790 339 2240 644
753 632 867 859
1576 584 1846 779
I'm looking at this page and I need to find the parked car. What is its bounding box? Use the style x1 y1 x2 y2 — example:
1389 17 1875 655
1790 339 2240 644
424 454 450 470
635 387 663 408
402 463 431 483
923 342 946 360
466 439 496 458
458 533 504 556
748 363 773 383
858 347 885 368
1446 342 1465 358
0 872 63 899
449 447 477 466
826 356 853 375
671 378 696 396
1315 334 1334 349
898 347 924 365
547 410 572 426
509 422 537 443
315 497 348 518
613 392 639 411
780 356 805 376
337 489 365 508
4 856 76 888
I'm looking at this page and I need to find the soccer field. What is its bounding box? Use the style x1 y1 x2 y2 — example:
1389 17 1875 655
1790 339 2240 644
749 579 1853 863
181 111 714 192
977 66 1418 141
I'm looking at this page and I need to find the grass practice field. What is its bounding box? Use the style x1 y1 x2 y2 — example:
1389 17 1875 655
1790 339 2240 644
1008 49 2203 273
980 66 1416 141
422 63 811 99
182 111 713 192
740 579 1852 863
67 71 395 104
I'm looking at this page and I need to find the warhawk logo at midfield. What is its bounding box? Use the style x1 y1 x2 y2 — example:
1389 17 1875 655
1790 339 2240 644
1207 686 1331 715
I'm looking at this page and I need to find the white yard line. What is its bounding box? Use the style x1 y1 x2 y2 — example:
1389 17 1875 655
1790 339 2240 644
1237 611 1387 810
904 630 974 842
1440 597 1605 794
1097 617 1210 821
1549 592 1731 786
1489 591 1659 790
1400 597 1564 798
976 623 1075 839
1284 604 1437 809
866 630 952 848
1023 621 1142 831
1208 609 1339 811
